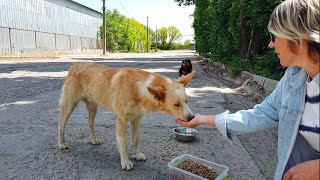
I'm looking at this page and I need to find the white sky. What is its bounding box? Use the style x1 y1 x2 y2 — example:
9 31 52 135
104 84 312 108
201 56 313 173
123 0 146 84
73 0 195 43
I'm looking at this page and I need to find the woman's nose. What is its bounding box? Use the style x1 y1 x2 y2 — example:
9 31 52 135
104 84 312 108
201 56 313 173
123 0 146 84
268 40 275 48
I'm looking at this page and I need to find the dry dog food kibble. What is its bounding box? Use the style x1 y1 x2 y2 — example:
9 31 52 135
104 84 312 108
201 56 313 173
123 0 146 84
176 159 218 180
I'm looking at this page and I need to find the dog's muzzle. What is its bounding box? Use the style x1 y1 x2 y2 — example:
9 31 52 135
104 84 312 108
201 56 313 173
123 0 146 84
187 115 194 122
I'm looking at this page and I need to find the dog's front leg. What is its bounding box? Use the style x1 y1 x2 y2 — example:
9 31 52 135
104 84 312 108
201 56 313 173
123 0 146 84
116 117 133 170
130 116 146 161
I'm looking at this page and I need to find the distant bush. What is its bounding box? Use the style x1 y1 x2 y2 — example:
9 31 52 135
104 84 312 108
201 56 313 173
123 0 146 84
184 40 192 47
171 43 181 50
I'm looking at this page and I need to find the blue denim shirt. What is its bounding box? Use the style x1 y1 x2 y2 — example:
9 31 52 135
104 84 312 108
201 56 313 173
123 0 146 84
215 66 320 180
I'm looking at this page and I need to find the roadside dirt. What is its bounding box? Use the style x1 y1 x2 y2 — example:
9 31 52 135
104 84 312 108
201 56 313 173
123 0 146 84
197 58 267 103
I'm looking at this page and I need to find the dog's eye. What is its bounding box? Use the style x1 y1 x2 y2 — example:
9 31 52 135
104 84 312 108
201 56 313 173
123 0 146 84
174 103 180 107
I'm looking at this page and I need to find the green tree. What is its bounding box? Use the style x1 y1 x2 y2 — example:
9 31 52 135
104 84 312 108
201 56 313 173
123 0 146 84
158 27 168 49
175 0 194 6
167 26 183 49
99 9 153 52
193 0 210 56
103 9 124 51
184 40 192 46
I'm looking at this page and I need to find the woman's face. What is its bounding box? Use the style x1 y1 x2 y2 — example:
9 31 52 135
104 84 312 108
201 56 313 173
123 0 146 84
268 36 307 67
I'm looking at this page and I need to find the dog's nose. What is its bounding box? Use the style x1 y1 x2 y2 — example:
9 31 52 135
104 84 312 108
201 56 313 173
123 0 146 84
187 115 194 122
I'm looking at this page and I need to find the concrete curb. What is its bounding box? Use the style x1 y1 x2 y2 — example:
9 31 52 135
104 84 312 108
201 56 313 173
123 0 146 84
201 57 279 94
240 71 279 94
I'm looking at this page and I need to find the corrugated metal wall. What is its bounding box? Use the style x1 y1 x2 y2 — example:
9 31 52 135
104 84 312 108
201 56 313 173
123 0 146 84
0 27 10 52
0 0 102 53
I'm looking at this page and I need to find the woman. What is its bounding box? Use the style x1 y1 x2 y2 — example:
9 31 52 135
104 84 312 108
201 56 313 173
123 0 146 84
176 0 319 179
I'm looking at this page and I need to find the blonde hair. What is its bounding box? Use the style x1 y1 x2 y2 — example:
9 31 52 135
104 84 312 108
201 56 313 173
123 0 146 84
268 0 320 62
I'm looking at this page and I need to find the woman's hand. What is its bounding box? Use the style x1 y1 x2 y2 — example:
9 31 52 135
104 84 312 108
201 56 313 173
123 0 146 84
175 114 215 128
283 159 320 180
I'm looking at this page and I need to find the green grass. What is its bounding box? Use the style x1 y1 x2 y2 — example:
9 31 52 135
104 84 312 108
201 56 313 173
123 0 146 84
210 51 285 80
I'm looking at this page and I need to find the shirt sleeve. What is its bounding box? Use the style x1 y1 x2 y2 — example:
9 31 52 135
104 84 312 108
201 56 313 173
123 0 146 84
215 110 235 144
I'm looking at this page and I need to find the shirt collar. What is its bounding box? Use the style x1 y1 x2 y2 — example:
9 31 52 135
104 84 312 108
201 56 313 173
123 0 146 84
289 67 308 89
312 74 320 84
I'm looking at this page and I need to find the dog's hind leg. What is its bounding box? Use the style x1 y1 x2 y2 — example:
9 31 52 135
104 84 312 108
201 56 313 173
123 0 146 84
116 115 133 170
58 86 80 150
130 115 146 161
85 101 101 145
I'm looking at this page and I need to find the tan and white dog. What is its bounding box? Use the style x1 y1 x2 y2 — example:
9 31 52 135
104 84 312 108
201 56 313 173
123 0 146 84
58 62 196 170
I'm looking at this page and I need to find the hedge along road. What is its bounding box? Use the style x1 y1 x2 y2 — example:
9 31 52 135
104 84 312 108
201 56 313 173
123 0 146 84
0 50 277 179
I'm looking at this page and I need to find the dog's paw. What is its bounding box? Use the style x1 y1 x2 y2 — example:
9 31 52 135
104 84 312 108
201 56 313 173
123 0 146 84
91 139 102 145
58 143 69 150
121 159 134 170
134 152 146 161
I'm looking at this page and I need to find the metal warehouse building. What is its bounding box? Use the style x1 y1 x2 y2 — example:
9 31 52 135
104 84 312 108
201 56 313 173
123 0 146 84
0 0 102 53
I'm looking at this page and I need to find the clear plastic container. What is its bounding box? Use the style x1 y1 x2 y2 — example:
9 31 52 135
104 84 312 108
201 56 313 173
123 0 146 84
168 154 229 180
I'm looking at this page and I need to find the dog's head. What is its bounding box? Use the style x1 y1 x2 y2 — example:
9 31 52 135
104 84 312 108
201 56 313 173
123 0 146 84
182 59 192 68
147 70 196 122
179 59 192 76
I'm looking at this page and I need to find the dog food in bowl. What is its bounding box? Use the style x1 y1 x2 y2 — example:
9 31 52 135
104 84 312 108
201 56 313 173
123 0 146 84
168 154 229 180
176 159 218 179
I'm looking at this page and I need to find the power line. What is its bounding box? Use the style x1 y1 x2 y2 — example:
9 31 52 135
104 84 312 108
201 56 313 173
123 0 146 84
118 0 131 17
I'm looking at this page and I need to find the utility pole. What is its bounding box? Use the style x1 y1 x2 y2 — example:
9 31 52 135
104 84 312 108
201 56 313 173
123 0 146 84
102 0 106 55
155 26 158 52
146 16 149 53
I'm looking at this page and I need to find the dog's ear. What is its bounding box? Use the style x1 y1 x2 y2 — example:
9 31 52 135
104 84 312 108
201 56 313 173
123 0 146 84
177 70 196 86
147 85 166 102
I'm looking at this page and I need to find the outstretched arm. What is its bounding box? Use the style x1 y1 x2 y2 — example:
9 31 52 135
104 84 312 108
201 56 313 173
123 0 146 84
175 114 215 128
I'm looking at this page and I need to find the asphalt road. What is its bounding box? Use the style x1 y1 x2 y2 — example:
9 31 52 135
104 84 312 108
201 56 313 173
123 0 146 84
0 50 277 180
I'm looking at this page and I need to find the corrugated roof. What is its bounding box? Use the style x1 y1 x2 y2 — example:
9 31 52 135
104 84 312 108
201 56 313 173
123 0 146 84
46 0 102 18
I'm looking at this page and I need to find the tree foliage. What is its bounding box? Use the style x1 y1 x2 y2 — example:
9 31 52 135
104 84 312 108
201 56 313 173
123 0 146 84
158 27 168 49
184 40 192 46
167 26 183 49
99 10 153 52
175 0 194 6
99 10 185 52
156 26 182 50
